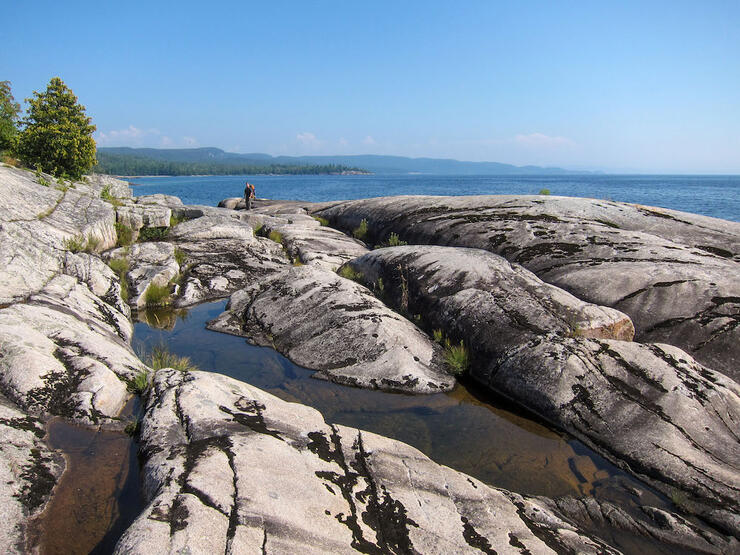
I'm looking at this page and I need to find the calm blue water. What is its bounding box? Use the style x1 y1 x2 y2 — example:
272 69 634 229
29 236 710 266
129 174 740 222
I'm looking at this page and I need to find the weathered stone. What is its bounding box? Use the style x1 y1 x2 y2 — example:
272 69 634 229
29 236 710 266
115 369 618 554
256 212 370 271
167 213 288 307
0 275 145 423
134 194 183 207
63 251 130 321
115 204 171 241
85 174 133 199
346 245 740 533
209 264 453 393
0 394 64 552
349 245 634 341
0 166 117 304
111 242 180 309
316 195 740 379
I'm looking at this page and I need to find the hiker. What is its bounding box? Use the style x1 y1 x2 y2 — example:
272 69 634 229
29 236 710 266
244 181 255 210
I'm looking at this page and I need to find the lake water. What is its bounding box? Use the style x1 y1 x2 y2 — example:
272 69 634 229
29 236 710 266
129 173 740 221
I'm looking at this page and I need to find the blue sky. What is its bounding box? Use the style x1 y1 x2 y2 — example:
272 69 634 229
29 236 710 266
2 1 739 172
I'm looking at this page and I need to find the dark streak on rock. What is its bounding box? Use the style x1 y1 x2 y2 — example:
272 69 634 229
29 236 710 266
460 515 497 554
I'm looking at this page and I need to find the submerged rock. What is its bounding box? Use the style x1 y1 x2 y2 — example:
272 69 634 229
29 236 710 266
0 394 65 552
115 369 618 554
316 195 740 380
346 246 740 533
209 264 453 393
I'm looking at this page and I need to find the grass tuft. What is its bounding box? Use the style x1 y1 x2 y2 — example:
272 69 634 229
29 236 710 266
337 265 363 282
267 230 283 244
432 328 445 343
144 282 171 307
138 226 169 242
148 344 199 372
115 222 133 247
443 339 469 376
352 218 369 241
101 184 123 207
313 216 329 226
169 213 190 227
174 247 186 266
126 370 150 394
63 234 100 254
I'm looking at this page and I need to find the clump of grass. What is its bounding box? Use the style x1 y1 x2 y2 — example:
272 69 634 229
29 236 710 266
63 234 100 254
353 218 369 241
174 247 186 266
432 328 445 343
144 282 171 307
539 188 551 195
375 277 385 296
101 184 123 207
443 339 469 376
124 418 141 436
169 213 190 227
108 256 130 302
384 232 407 247
253 223 265 237
313 216 329 226
138 226 169 242
148 344 199 372
1 154 20 167
38 176 51 187
268 230 283 244
337 264 363 282
115 222 133 247
126 370 150 394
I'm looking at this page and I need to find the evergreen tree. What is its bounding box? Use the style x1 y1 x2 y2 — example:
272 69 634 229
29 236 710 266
16 77 96 179
0 81 20 154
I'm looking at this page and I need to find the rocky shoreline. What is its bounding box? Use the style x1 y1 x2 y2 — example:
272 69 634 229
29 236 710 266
0 165 738 553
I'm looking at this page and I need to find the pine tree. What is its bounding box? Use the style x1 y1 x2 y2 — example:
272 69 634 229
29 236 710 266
17 77 96 179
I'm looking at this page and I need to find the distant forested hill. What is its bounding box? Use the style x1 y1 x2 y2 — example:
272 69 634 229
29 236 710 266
96 147 593 175
94 148 368 176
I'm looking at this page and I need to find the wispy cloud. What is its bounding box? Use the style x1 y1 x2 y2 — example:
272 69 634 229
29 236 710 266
95 125 199 148
362 135 377 146
513 132 575 148
296 131 323 147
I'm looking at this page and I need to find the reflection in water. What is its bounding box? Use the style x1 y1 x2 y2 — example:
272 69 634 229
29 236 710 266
135 306 190 331
34 406 143 554
133 300 666 505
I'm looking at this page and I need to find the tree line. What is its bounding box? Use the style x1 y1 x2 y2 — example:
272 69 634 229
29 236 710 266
94 152 366 176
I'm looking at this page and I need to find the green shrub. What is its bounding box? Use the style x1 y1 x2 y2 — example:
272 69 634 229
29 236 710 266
63 234 99 253
38 176 50 187
352 218 369 241
539 188 551 195
138 226 169 242
443 339 469 376
268 230 283 244
115 222 133 247
148 344 198 372
169 213 189 227
108 257 129 275
313 216 329 226
386 232 407 247
432 328 444 343
144 282 171 307
120 277 129 302
100 184 122 207
375 277 385 295
174 247 186 266
337 265 363 282
126 370 150 394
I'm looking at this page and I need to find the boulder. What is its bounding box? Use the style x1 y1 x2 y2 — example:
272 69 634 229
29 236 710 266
111 242 180 309
209 264 453 393
115 204 171 241
316 195 740 379
346 246 740 533
0 166 117 304
0 275 145 423
0 394 64 552
167 213 288 307
115 369 618 554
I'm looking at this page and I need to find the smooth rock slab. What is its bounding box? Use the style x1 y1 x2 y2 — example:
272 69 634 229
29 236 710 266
348 245 635 342
346 246 740 533
167 213 288 307
316 195 740 379
255 212 370 271
115 369 617 554
0 275 146 423
209 264 453 393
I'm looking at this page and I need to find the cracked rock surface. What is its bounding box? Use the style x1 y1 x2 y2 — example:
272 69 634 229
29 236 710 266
209 264 454 393
316 195 740 379
346 246 740 534
115 369 618 554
